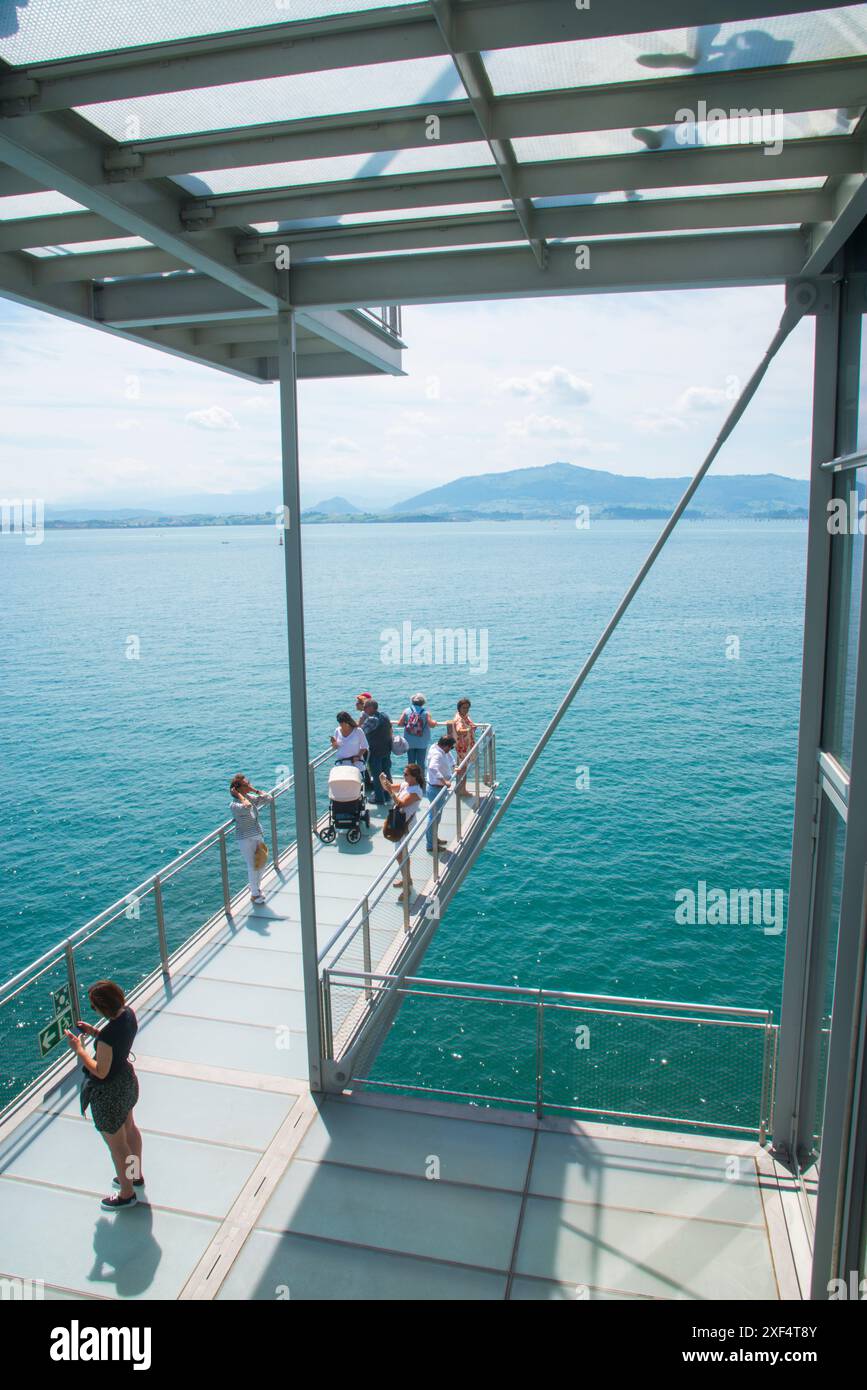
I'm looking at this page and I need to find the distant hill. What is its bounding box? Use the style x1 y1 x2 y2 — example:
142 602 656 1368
390 461 809 519
303 495 363 516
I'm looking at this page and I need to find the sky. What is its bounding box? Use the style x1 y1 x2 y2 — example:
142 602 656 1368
0 283 817 514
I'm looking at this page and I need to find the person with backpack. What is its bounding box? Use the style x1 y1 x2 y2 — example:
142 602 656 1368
361 697 392 806
397 693 439 767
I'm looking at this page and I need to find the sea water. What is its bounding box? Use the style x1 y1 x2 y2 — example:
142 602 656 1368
0 520 806 1113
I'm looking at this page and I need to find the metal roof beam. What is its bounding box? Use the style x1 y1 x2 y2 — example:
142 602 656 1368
429 0 545 265
95 231 806 319
0 211 119 250
189 137 863 227
0 247 269 380
109 59 867 180
40 188 827 280
0 110 283 309
0 1 854 112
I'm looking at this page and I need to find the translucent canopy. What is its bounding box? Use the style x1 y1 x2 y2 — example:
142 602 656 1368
0 0 863 382
0 0 409 64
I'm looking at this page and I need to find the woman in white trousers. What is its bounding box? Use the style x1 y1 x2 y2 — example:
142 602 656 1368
229 773 272 904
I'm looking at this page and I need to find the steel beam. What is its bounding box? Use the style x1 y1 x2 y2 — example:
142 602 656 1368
281 231 807 308
0 111 283 310
192 138 863 228
429 0 544 264
239 190 828 262
109 60 867 180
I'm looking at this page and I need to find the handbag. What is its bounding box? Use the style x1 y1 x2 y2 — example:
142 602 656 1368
391 732 408 755
253 840 268 869
382 805 407 842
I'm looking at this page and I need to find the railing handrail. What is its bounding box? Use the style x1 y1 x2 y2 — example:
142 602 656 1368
324 968 774 1023
317 724 494 966
0 742 335 1004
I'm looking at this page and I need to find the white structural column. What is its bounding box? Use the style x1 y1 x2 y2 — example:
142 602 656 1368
773 276 850 1170
277 309 323 1093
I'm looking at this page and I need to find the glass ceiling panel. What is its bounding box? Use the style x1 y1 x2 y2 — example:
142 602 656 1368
251 201 512 234
512 109 859 164
0 191 85 219
483 5 867 95
175 143 495 198
76 56 463 142
534 177 827 209
24 237 150 258
0 1 408 65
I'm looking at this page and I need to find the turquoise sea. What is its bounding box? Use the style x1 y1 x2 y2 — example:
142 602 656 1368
1 520 807 1113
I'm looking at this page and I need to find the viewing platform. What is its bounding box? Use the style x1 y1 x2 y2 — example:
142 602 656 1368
0 726 808 1300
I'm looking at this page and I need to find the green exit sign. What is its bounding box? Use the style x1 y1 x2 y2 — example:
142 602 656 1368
38 1009 74 1059
51 985 70 1016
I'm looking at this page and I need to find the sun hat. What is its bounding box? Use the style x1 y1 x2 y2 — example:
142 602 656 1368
356 691 373 702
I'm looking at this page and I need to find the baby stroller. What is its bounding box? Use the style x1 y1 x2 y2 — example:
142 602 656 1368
318 760 371 845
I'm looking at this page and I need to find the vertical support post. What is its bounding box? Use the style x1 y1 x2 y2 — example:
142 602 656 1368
455 782 463 841
308 761 317 835
321 968 333 1060
153 875 169 975
432 812 440 880
219 829 231 916
362 896 372 1002
536 993 545 1119
401 853 411 933
774 274 851 1165
270 796 279 867
64 940 80 1024
474 747 481 809
278 309 324 1093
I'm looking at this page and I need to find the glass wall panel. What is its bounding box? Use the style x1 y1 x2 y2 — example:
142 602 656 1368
823 469 865 769
803 794 846 1173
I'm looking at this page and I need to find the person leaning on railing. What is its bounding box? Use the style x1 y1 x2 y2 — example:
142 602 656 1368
229 773 273 906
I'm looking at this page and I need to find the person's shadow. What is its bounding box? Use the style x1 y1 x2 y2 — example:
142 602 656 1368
88 1205 163 1298
0 2 29 40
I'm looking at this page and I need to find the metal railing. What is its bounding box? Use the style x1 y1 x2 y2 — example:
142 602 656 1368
0 743 335 1121
323 972 778 1142
358 305 403 338
319 726 497 1051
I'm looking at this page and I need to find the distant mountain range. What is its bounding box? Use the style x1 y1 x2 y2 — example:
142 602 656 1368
389 461 809 520
45 462 809 528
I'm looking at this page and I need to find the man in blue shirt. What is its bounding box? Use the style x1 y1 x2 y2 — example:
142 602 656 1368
360 698 392 806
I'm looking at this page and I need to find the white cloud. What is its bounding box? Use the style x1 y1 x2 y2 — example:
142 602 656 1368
185 405 240 431
385 410 437 439
633 412 689 436
676 385 729 414
327 436 362 454
497 366 592 406
506 413 580 439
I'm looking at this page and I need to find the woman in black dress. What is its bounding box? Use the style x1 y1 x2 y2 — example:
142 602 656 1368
65 979 143 1211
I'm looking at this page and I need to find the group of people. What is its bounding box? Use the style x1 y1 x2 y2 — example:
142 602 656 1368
63 696 481 1213
225 694 480 905
330 692 480 902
